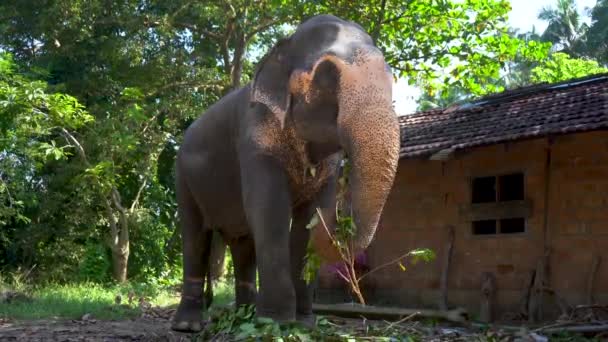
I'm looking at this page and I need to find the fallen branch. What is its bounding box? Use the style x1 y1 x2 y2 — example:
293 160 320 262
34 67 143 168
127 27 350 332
312 303 469 323
383 312 419 332
541 324 608 334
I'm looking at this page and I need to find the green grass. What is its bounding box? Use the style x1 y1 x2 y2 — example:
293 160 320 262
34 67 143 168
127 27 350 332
0 280 234 321
1 283 149 320
211 280 234 308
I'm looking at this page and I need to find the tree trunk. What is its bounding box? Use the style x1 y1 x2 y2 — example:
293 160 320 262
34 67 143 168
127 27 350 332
111 243 129 283
230 31 246 89
106 191 130 283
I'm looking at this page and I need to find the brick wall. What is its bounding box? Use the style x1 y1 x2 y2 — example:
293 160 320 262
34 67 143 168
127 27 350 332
316 130 608 321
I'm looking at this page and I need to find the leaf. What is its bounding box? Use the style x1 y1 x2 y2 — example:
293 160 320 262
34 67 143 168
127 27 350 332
305 213 319 230
308 166 316 177
398 262 406 271
256 317 275 325
120 87 144 101
238 322 256 333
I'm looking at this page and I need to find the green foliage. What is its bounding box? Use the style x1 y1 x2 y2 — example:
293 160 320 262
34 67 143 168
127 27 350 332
78 243 112 283
0 53 96 277
307 0 549 96
127 211 179 283
201 306 428 341
531 52 608 83
408 248 436 265
301 246 321 285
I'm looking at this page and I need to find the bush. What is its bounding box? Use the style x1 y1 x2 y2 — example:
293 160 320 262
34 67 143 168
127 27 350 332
77 243 111 283
127 210 180 285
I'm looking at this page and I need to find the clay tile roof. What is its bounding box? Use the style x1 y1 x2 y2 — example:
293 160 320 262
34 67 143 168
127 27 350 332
399 73 608 159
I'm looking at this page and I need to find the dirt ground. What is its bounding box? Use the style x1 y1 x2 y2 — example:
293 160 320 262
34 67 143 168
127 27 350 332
0 317 196 342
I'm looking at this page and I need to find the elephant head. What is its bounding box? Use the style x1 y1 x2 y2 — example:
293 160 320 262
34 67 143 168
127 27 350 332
250 15 400 261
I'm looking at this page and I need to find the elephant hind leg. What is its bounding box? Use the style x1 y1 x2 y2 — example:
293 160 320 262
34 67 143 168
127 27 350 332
171 173 212 333
204 231 227 308
228 235 257 307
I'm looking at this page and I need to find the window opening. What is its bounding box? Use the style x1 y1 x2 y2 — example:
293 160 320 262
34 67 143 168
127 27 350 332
471 173 526 236
472 176 496 203
472 220 497 235
499 218 525 234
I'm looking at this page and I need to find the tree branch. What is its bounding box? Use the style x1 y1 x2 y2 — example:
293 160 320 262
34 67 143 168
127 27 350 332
168 1 196 22
111 188 126 214
245 18 286 42
145 80 225 98
60 128 90 165
129 179 148 213
382 11 412 25
357 249 419 283
0 177 14 205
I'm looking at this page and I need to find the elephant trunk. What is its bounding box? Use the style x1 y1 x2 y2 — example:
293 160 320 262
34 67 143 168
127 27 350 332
337 103 400 254
309 102 399 262
308 49 400 262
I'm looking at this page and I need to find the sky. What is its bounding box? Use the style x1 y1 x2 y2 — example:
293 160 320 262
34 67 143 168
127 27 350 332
392 0 598 115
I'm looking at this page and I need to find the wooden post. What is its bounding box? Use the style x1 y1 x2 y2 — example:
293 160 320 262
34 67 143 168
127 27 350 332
439 225 455 311
480 272 496 323
586 254 601 305
519 270 535 319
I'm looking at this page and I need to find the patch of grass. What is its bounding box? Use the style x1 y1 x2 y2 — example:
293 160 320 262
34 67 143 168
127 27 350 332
0 271 235 321
211 279 234 308
0 282 179 320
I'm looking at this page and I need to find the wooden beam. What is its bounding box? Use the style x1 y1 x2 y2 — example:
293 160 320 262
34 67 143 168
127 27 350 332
460 199 533 221
312 303 469 323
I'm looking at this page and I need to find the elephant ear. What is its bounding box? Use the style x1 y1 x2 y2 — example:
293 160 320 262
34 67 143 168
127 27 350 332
251 38 292 129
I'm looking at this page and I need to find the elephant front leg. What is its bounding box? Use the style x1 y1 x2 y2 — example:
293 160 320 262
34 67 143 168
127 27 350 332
240 155 296 323
290 209 315 327
290 175 339 328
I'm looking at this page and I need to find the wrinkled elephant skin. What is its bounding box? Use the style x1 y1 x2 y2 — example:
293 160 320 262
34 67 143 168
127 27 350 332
172 14 400 332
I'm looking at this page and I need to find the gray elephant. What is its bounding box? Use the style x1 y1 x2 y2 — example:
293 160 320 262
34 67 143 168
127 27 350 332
172 14 400 332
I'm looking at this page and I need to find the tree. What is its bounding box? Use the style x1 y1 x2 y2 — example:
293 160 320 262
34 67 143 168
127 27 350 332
499 27 547 88
586 0 608 65
304 0 549 97
0 53 93 272
416 86 470 111
0 0 218 282
538 0 588 56
530 52 608 83
0 0 550 283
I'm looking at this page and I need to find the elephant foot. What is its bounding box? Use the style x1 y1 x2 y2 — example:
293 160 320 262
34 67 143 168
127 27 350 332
256 309 296 325
171 297 205 333
296 313 316 329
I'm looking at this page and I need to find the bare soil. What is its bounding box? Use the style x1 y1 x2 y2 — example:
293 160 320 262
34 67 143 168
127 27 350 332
0 317 196 342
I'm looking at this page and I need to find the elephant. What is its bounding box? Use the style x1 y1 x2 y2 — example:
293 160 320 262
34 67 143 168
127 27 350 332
171 14 401 332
